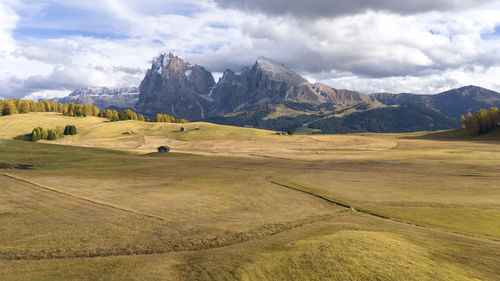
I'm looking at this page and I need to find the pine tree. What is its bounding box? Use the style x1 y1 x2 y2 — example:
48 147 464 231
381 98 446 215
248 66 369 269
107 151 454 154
31 129 39 142
70 125 77 135
64 125 72 135
47 129 57 140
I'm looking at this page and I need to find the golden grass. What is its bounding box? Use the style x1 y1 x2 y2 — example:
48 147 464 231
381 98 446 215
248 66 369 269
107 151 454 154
1 112 500 280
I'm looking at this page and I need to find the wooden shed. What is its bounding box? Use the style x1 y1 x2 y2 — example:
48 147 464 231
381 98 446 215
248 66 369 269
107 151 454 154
157 146 170 153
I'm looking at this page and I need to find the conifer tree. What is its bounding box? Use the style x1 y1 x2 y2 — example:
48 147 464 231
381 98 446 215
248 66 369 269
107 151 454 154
31 129 39 142
47 129 57 140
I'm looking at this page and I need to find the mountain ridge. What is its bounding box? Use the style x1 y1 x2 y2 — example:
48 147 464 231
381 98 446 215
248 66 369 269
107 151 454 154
50 53 500 133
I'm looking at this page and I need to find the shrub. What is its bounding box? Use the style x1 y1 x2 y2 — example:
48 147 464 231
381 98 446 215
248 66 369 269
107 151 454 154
64 125 77 135
47 129 57 140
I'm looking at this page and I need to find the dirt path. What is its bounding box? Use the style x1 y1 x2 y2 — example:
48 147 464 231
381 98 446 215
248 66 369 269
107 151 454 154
265 176 500 244
0 172 349 260
1 173 170 223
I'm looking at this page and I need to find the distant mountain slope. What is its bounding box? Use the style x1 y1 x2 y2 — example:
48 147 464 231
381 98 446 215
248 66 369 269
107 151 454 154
308 103 457 133
52 87 139 109
371 85 500 118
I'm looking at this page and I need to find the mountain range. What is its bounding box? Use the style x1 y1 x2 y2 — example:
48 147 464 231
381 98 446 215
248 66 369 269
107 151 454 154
52 87 139 110
55 53 500 133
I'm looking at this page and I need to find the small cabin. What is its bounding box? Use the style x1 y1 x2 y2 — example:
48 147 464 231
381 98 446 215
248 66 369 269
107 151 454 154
157 146 170 153
180 127 187 132
276 131 284 135
194 127 200 130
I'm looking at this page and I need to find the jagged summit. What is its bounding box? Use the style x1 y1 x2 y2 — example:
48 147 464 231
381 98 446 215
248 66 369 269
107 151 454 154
255 57 308 85
135 53 215 120
151 52 176 72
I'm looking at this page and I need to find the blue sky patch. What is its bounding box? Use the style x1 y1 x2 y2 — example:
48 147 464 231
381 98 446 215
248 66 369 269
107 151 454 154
481 25 500 40
13 27 129 40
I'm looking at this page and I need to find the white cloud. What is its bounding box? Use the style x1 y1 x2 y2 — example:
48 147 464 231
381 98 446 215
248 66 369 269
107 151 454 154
0 1 19 54
24 89 70 100
1 0 500 100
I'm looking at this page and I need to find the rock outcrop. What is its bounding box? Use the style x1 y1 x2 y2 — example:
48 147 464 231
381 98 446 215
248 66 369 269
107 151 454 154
135 53 216 120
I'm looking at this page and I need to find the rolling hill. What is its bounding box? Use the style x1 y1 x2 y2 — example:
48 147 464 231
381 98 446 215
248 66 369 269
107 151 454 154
1 112 499 280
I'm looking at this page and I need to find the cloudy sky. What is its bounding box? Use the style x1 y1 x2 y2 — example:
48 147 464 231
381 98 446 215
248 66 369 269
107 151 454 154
1 0 500 100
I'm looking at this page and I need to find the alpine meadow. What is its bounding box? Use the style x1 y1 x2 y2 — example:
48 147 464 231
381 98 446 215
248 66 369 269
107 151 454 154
1 1 500 280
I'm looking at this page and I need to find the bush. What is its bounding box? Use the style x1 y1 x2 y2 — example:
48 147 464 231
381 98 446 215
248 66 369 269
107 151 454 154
47 129 57 140
64 125 77 135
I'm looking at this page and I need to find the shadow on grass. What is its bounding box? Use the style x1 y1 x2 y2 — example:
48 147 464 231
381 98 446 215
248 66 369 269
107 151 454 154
0 162 34 170
142 151 200 157
13 134 31 141
402 128 500 143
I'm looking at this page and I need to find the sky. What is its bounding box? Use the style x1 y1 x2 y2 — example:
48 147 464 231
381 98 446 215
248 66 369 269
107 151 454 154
1 0 500 100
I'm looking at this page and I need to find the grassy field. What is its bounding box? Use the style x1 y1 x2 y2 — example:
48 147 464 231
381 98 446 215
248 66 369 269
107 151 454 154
0 112 499 280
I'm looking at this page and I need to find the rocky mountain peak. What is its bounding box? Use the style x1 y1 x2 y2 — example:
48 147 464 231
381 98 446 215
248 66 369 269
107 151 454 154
254 56 308 85
136 53 216 120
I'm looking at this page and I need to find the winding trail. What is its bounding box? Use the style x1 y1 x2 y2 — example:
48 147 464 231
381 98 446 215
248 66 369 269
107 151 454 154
2 171 498 261
0 172 348 260
265 176 500 243
1 173 170 223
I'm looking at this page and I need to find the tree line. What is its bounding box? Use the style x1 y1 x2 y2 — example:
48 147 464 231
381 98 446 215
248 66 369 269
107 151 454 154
155 113 189 123
31 125 77 142
461 107 500 134
0 98 189 123
0 99 62 115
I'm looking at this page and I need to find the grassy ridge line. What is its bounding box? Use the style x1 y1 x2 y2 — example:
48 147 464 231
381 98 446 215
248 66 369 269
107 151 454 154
266 177 500 243
1 173 170 223
1 201 347 260
266 176 388 219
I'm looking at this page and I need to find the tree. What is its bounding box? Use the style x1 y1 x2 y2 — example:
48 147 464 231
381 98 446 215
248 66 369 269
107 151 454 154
64 125 77 135
55 126 64 137
18 100 30 113
2 100 18 115
460 115 466 129
138 114 145 121
31 129 39 142
110 111 119 122
92 106 100 116
41 129 48 139
489 107 500 128
47 129 57 140
70 125 77 135
155 113 163 122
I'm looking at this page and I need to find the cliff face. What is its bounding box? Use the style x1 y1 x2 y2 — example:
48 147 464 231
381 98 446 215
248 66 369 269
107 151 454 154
135 53 216 120
136 55 332 119
210 57 324 115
